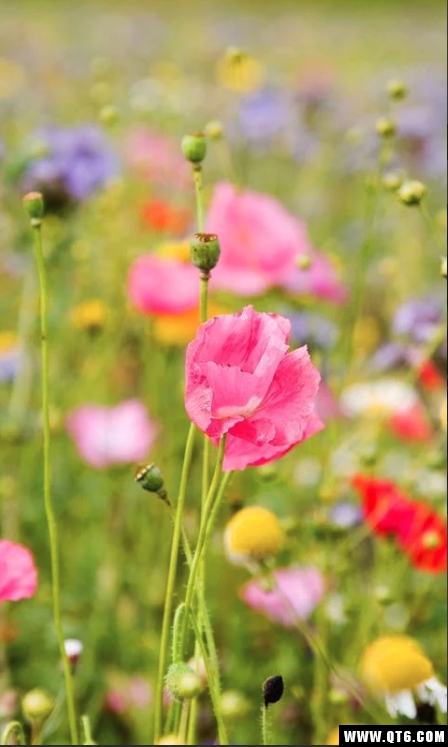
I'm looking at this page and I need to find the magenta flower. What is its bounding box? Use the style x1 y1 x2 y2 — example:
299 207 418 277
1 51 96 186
241 566 325 627
206 182 346 302
127 255 199 315
185 306 324 471
66 400 158 469
0 540 38 602
125 128 190 189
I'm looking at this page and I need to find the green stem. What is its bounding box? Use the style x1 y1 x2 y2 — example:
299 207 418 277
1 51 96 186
81 714 94 744
8 261 36 425
31 224 78 745
188 610 229 745
0 721 26 745
178 701 190 745
153 422 196 743
419 203 447 253
178 439 229 659
193 166 204 232
261 705 271 746
186 695 199 746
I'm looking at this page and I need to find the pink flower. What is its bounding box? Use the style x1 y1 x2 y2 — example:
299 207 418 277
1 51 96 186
282 253 348 304
185 305 324 471
206 182 346 302
66 400 158 469
0 540 38 602
124 128 190 189
127 255 199 315
241 566 325 627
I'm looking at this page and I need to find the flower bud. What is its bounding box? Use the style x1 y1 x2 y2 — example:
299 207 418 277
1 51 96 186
382 172 403 192
397 180 427 206
220 689 251 719
190 232 221 272
205 120 224 140
375 117 396 138
165 662 203 701
156 736 182 745
296 254 312 270
22 688 54 722
99 104 118 126
387 79 408 101
262 675 284 707
440 256 447 279
23 192 44 226
181 133 207 164
135 463 169 503
64 638 83 668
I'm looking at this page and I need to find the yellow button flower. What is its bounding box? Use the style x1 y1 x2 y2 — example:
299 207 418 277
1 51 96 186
216 49 263 93
360 635 447 718
224 506 285 570
326 727 340 745
70 300 109 332
440 397 447 431
0 331 17 352
156 735 182 745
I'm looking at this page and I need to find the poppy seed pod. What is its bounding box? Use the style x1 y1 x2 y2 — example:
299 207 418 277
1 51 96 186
190 232 221 272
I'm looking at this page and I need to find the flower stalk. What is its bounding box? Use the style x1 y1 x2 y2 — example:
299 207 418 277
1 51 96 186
25 198 79 745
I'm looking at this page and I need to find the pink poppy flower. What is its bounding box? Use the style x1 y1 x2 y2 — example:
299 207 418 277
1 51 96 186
185 305 324 471
0 540 38 602
127 255 199 315
241 566 325 627
66 400 158 469
124 128 190 189
206 182 346 302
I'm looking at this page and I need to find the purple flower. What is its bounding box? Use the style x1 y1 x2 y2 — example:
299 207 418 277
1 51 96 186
371 342 411 372
392 298 443 344
329 501 363 529
236 86 295 147
23 124 118 205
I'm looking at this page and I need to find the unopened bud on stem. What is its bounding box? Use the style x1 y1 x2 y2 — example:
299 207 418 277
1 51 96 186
397 180 427 206
181 133 207 164
23 192 44 227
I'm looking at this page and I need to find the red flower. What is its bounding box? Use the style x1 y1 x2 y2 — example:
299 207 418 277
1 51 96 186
397 502 447 573
351 475 447 574
388 403 433 442
140 199 191 234
351 475 415 536
417 359 445 391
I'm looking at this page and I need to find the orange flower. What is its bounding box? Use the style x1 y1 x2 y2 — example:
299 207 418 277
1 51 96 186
140 199 191 234
153 302 226 346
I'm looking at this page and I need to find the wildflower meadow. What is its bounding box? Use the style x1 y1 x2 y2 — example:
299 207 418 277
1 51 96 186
0 0 447 744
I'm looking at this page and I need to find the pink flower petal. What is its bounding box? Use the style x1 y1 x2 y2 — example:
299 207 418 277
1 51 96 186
241 566 325 627
127 255 199 315
66 400 158 469
0 540 38 602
